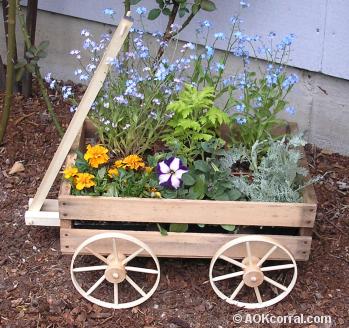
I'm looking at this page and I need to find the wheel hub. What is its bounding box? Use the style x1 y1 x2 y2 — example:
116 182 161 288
105 253 126 284
242 256 264 288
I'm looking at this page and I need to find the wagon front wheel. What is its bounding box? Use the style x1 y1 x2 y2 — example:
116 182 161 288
209 235 297 309
71 232 160 309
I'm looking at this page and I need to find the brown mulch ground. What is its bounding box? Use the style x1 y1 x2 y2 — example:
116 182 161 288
0 87 348 328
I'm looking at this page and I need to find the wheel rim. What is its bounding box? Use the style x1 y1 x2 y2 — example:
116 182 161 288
71 232 160 309
209 235 297 309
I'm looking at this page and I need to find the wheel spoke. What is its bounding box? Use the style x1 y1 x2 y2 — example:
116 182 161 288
257 245 278 267
264 275 288 292
112 238 118 260
245 242 252 266
84 246 108 264
73 265 107 273
125 275 146 297
254 286 263 303
212 271 244 282
125 266 158 274
219 255 247 269
261 264 295 272
114 283 118 305
122 248 144 265
86 275 106 295
229 280 244 301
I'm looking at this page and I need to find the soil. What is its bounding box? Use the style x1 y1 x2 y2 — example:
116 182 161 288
0 86 348 327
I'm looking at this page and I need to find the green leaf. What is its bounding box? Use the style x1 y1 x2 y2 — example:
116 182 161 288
148 8 161 20
182 173 195 186
177 119 201 131
162 7 171 15
191 174 206 199
14 61 26 69
25 63 35 73
179 7 186 17
157 223 168 236
192 133 212 141
37 50 47 59
228 189 241 200
194 160 210 173
169 223 188 233
97 166 106 179
104 184 118 197
212 192 230 201
15 67 25 82
192 3 200 14
201 0 216 11
25 51 35 59
130 0 142 4
38 40 50 50
221 224 236 232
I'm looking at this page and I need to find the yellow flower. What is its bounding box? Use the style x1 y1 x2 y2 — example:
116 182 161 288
145 166 153 174
84 144 109 168
74 173 96 190
151 191 162 198
108 168 119 178
114 159 125 169
64 166 78 179
122 154 145 170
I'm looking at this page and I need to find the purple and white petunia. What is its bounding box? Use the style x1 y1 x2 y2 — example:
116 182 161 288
157 157 188 189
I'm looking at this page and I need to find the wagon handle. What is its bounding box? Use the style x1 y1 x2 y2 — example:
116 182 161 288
28 13 133 212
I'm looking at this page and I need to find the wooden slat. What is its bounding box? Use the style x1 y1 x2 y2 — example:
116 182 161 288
58 196 316 228
60 228 312 261
28 14 133 212
25 198 60 226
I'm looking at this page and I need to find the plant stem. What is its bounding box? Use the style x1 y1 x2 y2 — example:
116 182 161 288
2 0 20 93
17 4 64 137
155 1 179 61
155 1 201 62
35 67 64 136
0 55 5 91
0 0 16 144
22 0 38 97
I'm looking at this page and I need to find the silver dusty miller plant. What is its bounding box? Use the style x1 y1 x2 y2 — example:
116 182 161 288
219 135 318 202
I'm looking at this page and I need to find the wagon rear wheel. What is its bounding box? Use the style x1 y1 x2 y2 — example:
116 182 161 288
209 235 297 309
70 232 160 309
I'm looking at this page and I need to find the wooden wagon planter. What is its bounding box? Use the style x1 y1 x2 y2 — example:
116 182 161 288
25 13 317 310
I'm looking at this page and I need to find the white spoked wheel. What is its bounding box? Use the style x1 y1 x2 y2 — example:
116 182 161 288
209 235 297 309
71 232 160 309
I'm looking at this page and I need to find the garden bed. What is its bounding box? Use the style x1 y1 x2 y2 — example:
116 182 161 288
58 120 317 261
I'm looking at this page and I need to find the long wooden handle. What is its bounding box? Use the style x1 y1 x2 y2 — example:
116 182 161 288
29 14 133 211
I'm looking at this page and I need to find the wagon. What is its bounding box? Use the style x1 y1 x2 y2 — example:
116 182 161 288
25 13 317 310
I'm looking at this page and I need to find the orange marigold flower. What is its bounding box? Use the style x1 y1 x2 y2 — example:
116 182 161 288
114 159 125 169
122 154 145 170
74 173 96 190
108 167 119 178
84 144 109 168
64 166 78 179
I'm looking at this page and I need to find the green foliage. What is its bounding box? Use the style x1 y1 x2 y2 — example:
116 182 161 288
15 40 49 82
147 0 217 21
228 71 294 149
163 84 229 162
223 135 317 202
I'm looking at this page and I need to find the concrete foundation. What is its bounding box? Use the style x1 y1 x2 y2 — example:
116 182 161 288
1 10 348 154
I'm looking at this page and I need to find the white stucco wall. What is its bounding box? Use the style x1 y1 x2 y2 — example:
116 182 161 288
21 0 349 80
1 4 348 154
